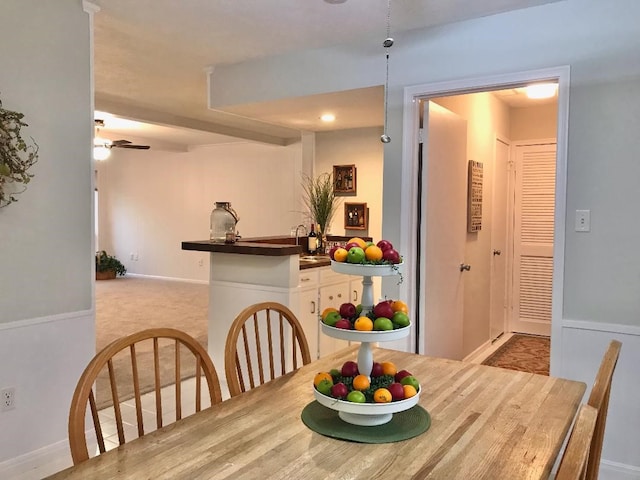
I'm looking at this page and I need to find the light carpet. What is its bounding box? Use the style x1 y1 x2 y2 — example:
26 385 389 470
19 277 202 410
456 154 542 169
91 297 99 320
94 276 209 410
481 333 550 376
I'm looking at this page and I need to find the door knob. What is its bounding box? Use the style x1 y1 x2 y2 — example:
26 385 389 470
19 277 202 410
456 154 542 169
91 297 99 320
493 249 502 256
460 264 471 272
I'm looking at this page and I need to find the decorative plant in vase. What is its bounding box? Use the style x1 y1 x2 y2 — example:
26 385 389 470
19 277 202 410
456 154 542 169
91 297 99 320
0 97 39 208
301 172 340 254
95 250 127 280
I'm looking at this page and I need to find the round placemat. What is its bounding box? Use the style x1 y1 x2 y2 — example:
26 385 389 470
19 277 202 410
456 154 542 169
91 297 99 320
301 401 430 443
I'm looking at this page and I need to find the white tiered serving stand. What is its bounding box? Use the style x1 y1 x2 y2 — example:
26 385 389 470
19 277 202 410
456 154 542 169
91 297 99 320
313 260 418 426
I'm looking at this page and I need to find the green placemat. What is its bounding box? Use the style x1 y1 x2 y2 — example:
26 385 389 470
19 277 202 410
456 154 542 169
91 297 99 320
301 401 430 443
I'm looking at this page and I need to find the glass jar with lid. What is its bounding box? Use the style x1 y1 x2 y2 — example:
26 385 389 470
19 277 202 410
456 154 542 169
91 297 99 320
210 202 239 243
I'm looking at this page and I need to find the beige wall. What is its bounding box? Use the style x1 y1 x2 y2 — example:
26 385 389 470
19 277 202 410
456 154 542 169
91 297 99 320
97 141 304 282
432 93 511 356
511 103 557 140
314 127 384 242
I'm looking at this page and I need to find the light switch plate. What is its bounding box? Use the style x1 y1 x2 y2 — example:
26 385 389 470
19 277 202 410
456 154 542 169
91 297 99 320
575 209 591 232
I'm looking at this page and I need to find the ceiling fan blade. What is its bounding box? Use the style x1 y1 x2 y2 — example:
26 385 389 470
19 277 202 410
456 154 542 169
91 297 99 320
111 139 132 146
115 144 150 150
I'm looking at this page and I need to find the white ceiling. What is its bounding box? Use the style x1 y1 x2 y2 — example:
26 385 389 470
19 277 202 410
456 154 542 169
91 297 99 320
90 0 561 149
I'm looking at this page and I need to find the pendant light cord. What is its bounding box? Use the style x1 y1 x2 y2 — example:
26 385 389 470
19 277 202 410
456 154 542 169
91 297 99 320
381 0 393 143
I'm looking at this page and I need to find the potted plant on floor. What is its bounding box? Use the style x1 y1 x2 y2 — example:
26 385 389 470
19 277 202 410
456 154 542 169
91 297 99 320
95 250 127 280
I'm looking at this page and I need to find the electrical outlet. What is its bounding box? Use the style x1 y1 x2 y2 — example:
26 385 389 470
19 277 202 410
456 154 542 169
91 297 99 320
1 387 15 411
134 252 139 261
130 252 135 260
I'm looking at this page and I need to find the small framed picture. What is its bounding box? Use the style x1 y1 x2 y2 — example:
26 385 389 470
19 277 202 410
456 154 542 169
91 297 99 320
333 164 357 195
344 202 367 230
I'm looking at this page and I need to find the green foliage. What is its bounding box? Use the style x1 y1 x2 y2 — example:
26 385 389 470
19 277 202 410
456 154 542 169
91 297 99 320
0 97 39 208
95 250 127 276
301 172 340 235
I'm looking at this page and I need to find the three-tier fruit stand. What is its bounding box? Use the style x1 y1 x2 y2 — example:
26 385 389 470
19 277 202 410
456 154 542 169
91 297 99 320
313 260 419 426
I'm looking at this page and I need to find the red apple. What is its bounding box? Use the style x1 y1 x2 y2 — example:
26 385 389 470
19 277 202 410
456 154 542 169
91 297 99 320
370 362 384 377
335 318 352 330
345 242 361 251
382 248 401 264
328 245 340 260
339 302 357 319
341 361 359 377
388 382 405 401
373 301 394 319
376 239 394 252
395 369 413 382
331 382 349 399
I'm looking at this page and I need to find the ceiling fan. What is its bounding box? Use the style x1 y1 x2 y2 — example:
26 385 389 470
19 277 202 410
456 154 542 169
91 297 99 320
94 119 151 151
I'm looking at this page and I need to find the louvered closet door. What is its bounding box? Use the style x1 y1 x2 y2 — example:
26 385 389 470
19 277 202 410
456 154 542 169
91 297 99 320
511 143 556 336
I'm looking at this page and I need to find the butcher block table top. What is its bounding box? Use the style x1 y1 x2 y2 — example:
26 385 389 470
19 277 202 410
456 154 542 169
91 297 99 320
47 346 585 479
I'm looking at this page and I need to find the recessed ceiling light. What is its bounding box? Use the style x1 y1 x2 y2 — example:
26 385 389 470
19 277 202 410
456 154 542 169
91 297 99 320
320 113 336 123
324 0 347 4
525 83 558 99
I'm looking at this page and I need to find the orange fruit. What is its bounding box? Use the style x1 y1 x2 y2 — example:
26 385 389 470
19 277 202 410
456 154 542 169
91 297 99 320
373 388 392 403
313 372 333 387
391 300 409 314
403 384 418 398
321 307 338 320
348 237 367 249
364 245 383 261
352 374 370 391
354 316 374 331
381 361 397 376
333 247 348 262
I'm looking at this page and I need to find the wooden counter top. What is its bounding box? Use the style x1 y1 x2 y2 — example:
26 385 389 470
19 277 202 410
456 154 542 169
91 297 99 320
182 240 302 256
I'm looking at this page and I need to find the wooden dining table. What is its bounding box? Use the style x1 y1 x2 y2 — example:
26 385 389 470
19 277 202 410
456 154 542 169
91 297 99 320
46 346 585 479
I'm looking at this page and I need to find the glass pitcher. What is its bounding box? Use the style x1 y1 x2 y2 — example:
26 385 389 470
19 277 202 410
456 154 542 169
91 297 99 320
210 202 239 243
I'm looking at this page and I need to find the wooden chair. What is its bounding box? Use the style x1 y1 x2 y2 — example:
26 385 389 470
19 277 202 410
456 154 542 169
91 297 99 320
584 339 622 480
556 404 598 480
68 328 223 464
225 302 311 397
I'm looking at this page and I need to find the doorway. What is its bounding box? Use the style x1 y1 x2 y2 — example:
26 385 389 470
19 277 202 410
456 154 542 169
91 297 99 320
400 67 569 370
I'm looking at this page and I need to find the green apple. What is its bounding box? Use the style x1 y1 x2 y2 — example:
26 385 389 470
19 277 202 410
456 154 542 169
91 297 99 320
400 375 420 391
346 390 366 403
316 378 333 396
322 311 341 327
373 317 394 331
392 311 410 328
355 304 363 316
346 246 365 264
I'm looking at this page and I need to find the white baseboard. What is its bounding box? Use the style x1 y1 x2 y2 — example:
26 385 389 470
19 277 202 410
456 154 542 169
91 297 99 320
600 460 640 480
125 273 208 285
0 440 71 480
463 333 514 364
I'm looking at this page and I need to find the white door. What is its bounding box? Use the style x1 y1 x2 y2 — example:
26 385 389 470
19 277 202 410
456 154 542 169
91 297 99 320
423 101 468 360
489 139 511 341
511 143 556 336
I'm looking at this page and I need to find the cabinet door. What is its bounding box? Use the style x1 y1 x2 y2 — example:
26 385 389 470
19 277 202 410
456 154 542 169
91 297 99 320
349 277 361 305
318 281 350 357
299 287 319 360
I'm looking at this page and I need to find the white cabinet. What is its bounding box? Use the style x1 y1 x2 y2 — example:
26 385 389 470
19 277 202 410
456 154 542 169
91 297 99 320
318 270 350 358
299 287 319 360
297 269 319 360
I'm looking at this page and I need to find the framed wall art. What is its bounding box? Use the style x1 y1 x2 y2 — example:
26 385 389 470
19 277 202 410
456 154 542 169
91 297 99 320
344 202 367 230
333 164 356 195
467 160 483 232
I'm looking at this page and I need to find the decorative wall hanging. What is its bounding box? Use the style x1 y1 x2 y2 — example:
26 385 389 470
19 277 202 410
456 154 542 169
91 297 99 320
344 202 367 230
0 97 39 207
467 160 483 232
333 165 357 195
